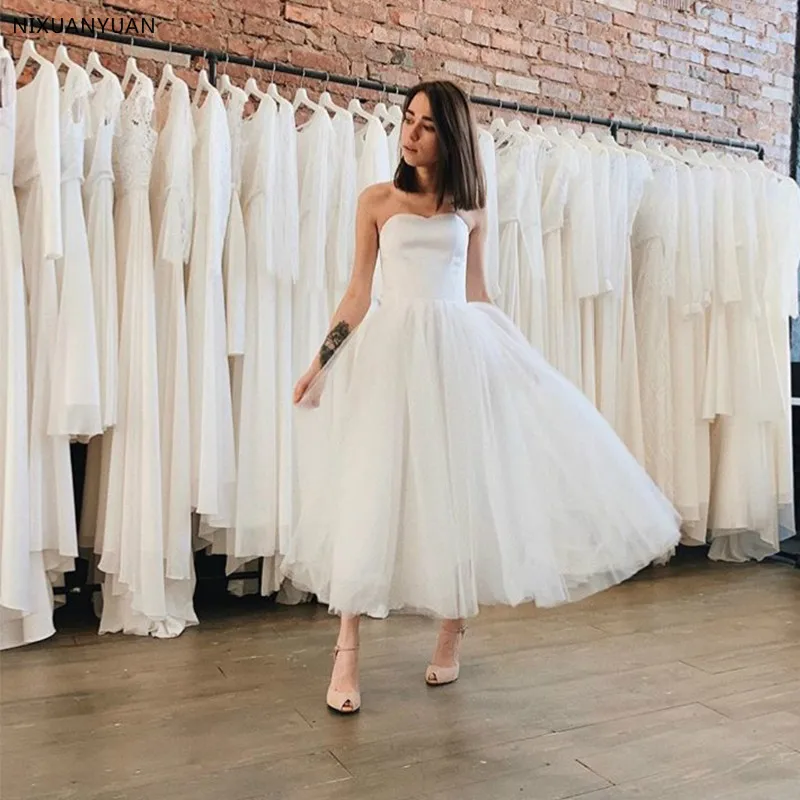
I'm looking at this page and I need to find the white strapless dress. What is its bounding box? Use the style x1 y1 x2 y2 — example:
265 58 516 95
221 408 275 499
282 213 681 619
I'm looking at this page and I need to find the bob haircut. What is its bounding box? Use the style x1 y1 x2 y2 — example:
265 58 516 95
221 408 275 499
393 80 486 212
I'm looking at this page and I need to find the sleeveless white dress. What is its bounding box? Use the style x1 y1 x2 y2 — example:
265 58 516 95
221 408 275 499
283 214 682 620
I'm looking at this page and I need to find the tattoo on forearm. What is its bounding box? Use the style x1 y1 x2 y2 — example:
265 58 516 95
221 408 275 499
319 321 351 367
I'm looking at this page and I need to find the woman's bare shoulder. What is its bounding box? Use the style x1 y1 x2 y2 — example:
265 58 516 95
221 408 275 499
460 205 487 234
360 181 396 209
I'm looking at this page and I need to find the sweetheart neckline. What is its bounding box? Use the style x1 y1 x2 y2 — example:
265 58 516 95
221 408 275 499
379 212 470 237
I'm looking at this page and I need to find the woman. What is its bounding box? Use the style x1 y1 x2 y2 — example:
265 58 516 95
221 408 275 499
284 80 681 714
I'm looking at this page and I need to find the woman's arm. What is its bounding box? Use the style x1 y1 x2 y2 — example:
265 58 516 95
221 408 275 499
293 185 382 403
465 207 492 304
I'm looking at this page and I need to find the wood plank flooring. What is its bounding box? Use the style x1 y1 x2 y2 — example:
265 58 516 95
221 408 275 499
2 558 799 799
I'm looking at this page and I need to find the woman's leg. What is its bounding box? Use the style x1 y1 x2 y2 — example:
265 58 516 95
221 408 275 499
327 614 361 712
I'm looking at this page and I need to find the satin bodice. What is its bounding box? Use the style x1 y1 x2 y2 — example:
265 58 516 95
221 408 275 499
377 213 469 303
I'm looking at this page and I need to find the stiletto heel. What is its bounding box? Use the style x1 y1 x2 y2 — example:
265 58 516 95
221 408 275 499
425 625 467 686
326 645 361 714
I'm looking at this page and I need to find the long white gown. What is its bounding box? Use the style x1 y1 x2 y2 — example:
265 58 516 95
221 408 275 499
221 85 247 359
495 126 548 350
477 128 501 303
283 214 682 619
150 76 197 627
264 90 302 598
97 70 166 635
14 59 77 582
49 62 102 440
327 107 357 315
229 94 282 565
0 50 55 650
187 86 236 532
83 69 123 431
293 106 334 377
631 144 678 503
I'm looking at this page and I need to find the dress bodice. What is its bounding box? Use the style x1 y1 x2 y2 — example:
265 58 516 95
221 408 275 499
113 75 156 194
377 213 468 304
85 72 124 188
59 65 92 184
0 52 15 179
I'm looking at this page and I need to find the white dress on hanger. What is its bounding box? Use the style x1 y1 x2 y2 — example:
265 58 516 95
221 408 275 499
150 76 196 621
228 94 281 568
97 71 166 635
666 151 703 525
631 144 678 503
265 90 302 598
558 132 598 394
708 160 775 561
222 86 247 358
678 151 714 543
14 59 77 580
0 51 55 650
327 107 357 315
78 72 124 565
477 128 501 303
495 127 548 350
293 106 334 377
283 214 681 619
83 70 123 431
540 138 578 374
615 148 652 469
49 62 102 439
589 137 627 429
385 106 402 172
188 86 236 533
767 174 800 537
354 114 391 301
576 134 608 406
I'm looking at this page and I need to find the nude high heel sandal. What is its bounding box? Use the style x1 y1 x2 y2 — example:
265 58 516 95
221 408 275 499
326 645 361 714
425 625 467 686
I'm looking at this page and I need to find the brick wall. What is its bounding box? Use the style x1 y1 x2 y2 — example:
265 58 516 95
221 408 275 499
3 0 798 169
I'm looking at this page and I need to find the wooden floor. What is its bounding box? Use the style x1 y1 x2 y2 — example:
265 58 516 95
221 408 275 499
2 557 800 800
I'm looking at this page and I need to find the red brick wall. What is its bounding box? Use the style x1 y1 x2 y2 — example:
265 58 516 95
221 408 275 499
3 0 797 169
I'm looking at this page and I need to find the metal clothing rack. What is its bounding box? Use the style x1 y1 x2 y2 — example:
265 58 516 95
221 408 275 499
1 10 766 159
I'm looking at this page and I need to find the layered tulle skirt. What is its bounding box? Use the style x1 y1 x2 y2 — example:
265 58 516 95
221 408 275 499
282 298 681 619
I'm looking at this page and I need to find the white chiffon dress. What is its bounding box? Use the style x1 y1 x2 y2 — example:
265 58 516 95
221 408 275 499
282 213 682 620
0 51 56 650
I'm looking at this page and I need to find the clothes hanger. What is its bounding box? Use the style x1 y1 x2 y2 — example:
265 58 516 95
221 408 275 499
121 47 144 96
15 38 48 80
317 73 346 115
266 64 283 102
244 75 265 100
347 78 378 123
193 64 213 108
218 53 241 104
85 35 114 82
490 117 507 135
529 110 545 137
53 41 79 76
292 69 323 113
156 60 176 100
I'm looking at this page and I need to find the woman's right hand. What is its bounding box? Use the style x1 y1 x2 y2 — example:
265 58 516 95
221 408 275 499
293 362 322 406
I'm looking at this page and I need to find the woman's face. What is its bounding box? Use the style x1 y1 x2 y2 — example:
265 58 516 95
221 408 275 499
401 91 438 169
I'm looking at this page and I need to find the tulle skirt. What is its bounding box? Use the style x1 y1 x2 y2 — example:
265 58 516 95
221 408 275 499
282 298 681 620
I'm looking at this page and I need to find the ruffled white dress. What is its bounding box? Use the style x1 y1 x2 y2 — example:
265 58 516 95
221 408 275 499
283 214 682 620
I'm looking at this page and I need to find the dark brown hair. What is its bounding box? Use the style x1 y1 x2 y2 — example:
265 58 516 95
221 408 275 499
393 80 486 211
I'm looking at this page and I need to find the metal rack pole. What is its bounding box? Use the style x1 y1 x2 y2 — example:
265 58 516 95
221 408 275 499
0 11 765 158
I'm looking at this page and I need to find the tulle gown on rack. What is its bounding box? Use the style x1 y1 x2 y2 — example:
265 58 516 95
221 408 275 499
283 214 682 620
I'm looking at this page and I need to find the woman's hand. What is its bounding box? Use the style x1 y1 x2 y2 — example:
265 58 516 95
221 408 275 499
293 362 322 406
